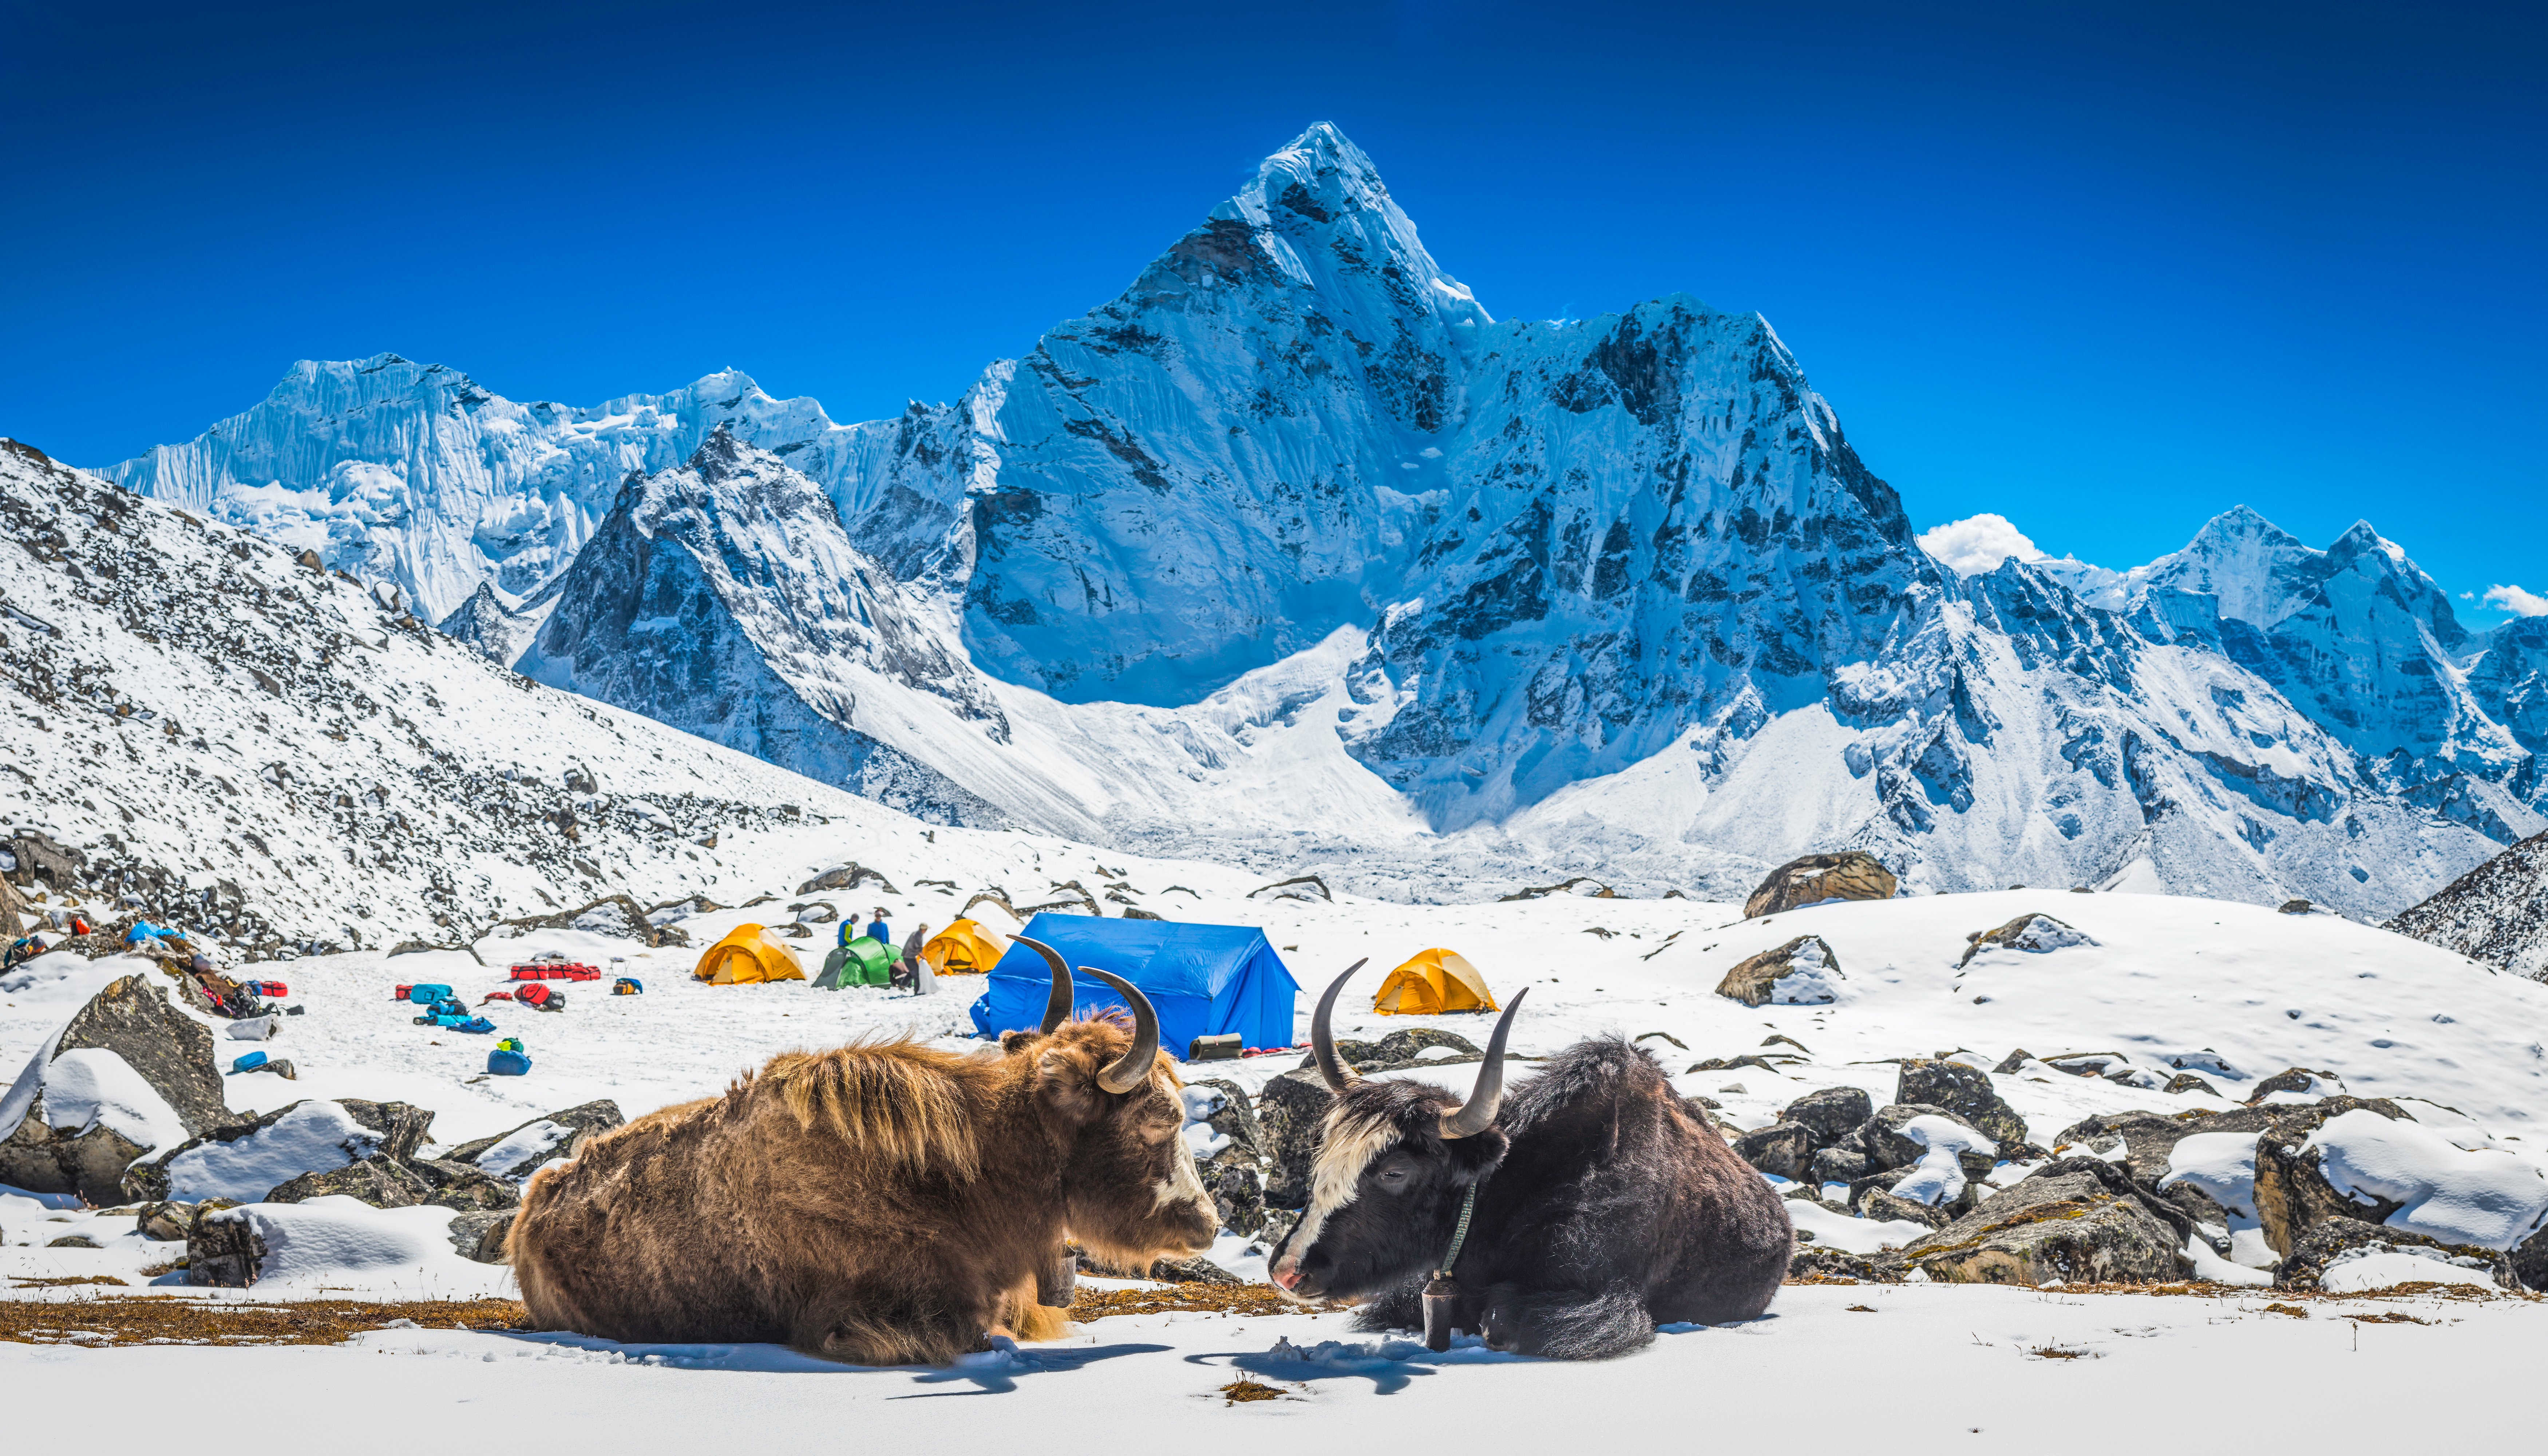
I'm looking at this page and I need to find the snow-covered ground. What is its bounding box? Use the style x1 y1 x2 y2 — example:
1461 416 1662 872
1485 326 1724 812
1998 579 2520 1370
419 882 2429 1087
0 1277 2535 1453
11 798 2548 1443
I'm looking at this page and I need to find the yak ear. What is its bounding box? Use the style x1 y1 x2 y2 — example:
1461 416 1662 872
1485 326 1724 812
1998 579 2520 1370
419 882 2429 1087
1443 1126 1511 1184
999 1030 1039 1053
1033 1046 1105 1124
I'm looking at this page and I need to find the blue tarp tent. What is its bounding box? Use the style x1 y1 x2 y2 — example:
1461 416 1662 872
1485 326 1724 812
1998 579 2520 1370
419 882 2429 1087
968 915 1299 1053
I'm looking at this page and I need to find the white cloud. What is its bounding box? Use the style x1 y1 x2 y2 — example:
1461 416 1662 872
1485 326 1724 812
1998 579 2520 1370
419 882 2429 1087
1915 513 2046 576
2483 584 2548 617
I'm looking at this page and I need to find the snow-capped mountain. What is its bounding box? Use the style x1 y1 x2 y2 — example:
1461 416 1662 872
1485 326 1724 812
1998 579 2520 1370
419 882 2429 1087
91 123 2537 917
98 356 921 625
2005 506 2543 844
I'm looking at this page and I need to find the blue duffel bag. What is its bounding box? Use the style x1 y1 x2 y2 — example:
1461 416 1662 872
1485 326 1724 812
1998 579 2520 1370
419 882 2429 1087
488 1047 533 1076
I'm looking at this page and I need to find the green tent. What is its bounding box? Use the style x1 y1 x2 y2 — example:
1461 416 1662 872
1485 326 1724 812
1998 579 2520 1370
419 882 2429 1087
814 935 895 989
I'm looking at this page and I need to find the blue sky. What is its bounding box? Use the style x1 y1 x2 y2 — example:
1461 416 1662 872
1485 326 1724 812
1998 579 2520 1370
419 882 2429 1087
4 0 2541 613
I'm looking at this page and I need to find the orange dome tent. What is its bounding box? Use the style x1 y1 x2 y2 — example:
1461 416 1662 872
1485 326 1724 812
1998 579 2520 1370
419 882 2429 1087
1371 948 1498 1014
692 925 806 985
921 918 1009 976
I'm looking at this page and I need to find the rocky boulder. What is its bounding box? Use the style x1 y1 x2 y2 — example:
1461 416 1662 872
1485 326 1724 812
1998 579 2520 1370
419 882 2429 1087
186 1202 262 1288
1895 1060 2027 1145
442 1100 624 1180
135 1199 194 1241
123 1097 436 1203
2245 1067 2343 1105
2250 1097 2412 1255
1956 913 2097 966
1860 1186 1955 1229
1731 1121 1814 1180
2274 1219 2519 1293
447 1210 516 1264
264 1151 519 1212
1779 1086 1874 1147
1254 1069 1335 1210
1899 1161 2195 1286
1858 1104 1995 1176
1715 935 1845 1007
1744 852 1896 918
3 830 86 892
2053 1105 2274 1187
0 973 228 1203
1786 1246 1904 1283
484 895 685 950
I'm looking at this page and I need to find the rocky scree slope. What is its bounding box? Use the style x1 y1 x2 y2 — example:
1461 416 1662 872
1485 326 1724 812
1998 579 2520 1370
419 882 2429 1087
2385 828 2548 979
0 438 863 954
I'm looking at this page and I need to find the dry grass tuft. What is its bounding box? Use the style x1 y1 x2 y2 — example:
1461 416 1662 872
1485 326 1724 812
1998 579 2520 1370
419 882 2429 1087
9 1276 128 1289
2261 1302 2309 1318
1220 1378 1286 1405
1069 1283 1341 1321
0 1296 529 1348
2026 1343 2092 1359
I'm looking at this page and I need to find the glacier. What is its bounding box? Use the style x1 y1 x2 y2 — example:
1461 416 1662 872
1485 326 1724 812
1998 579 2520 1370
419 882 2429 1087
95 122 2547 917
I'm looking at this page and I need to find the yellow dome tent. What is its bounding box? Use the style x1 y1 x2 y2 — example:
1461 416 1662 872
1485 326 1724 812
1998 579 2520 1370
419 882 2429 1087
921 918 1009 976
1372 948 1498 1014
693 924 806 985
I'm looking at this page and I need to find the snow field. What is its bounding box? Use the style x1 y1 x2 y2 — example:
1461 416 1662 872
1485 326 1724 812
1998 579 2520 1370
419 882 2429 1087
2 1282 2538 1453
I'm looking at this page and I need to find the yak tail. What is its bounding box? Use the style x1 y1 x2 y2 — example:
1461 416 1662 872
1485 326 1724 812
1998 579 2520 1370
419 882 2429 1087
763 1043 980 1181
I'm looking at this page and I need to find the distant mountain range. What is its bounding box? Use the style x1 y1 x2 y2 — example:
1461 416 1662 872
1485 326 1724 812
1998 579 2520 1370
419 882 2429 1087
93 124 2548 914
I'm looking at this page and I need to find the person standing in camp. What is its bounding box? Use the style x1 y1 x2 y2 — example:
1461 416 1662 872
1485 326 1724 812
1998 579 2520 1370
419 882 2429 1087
865 907 890 949
902 922 933 996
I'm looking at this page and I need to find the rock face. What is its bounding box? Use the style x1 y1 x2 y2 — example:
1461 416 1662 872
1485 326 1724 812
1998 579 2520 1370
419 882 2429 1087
2273 1219 2520 1293
1715 935 1845 1007
1254 1069 1335 1210
0 974 228 1203
2250 1097 2413 1255
1745 853 1898 918
1894 1060 2027 1145
1900 1162 2195 1286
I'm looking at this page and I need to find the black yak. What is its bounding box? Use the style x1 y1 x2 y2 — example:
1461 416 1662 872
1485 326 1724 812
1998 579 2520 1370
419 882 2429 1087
1267 966 1792 1358
510 937 1216 1364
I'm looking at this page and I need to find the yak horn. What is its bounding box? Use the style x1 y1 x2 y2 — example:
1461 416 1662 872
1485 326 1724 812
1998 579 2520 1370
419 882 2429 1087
1437 988 1527 1140
1018 935 1075 1034
1310 960 1370 1092
1081 966 1160 1094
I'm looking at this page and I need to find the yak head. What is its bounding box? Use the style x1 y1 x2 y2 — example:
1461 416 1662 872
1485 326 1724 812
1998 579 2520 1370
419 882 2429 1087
1000 937 1217 1268
1267 963 1526 1301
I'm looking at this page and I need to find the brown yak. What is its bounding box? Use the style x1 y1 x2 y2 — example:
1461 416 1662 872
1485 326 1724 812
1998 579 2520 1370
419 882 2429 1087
508 937 1216 1363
